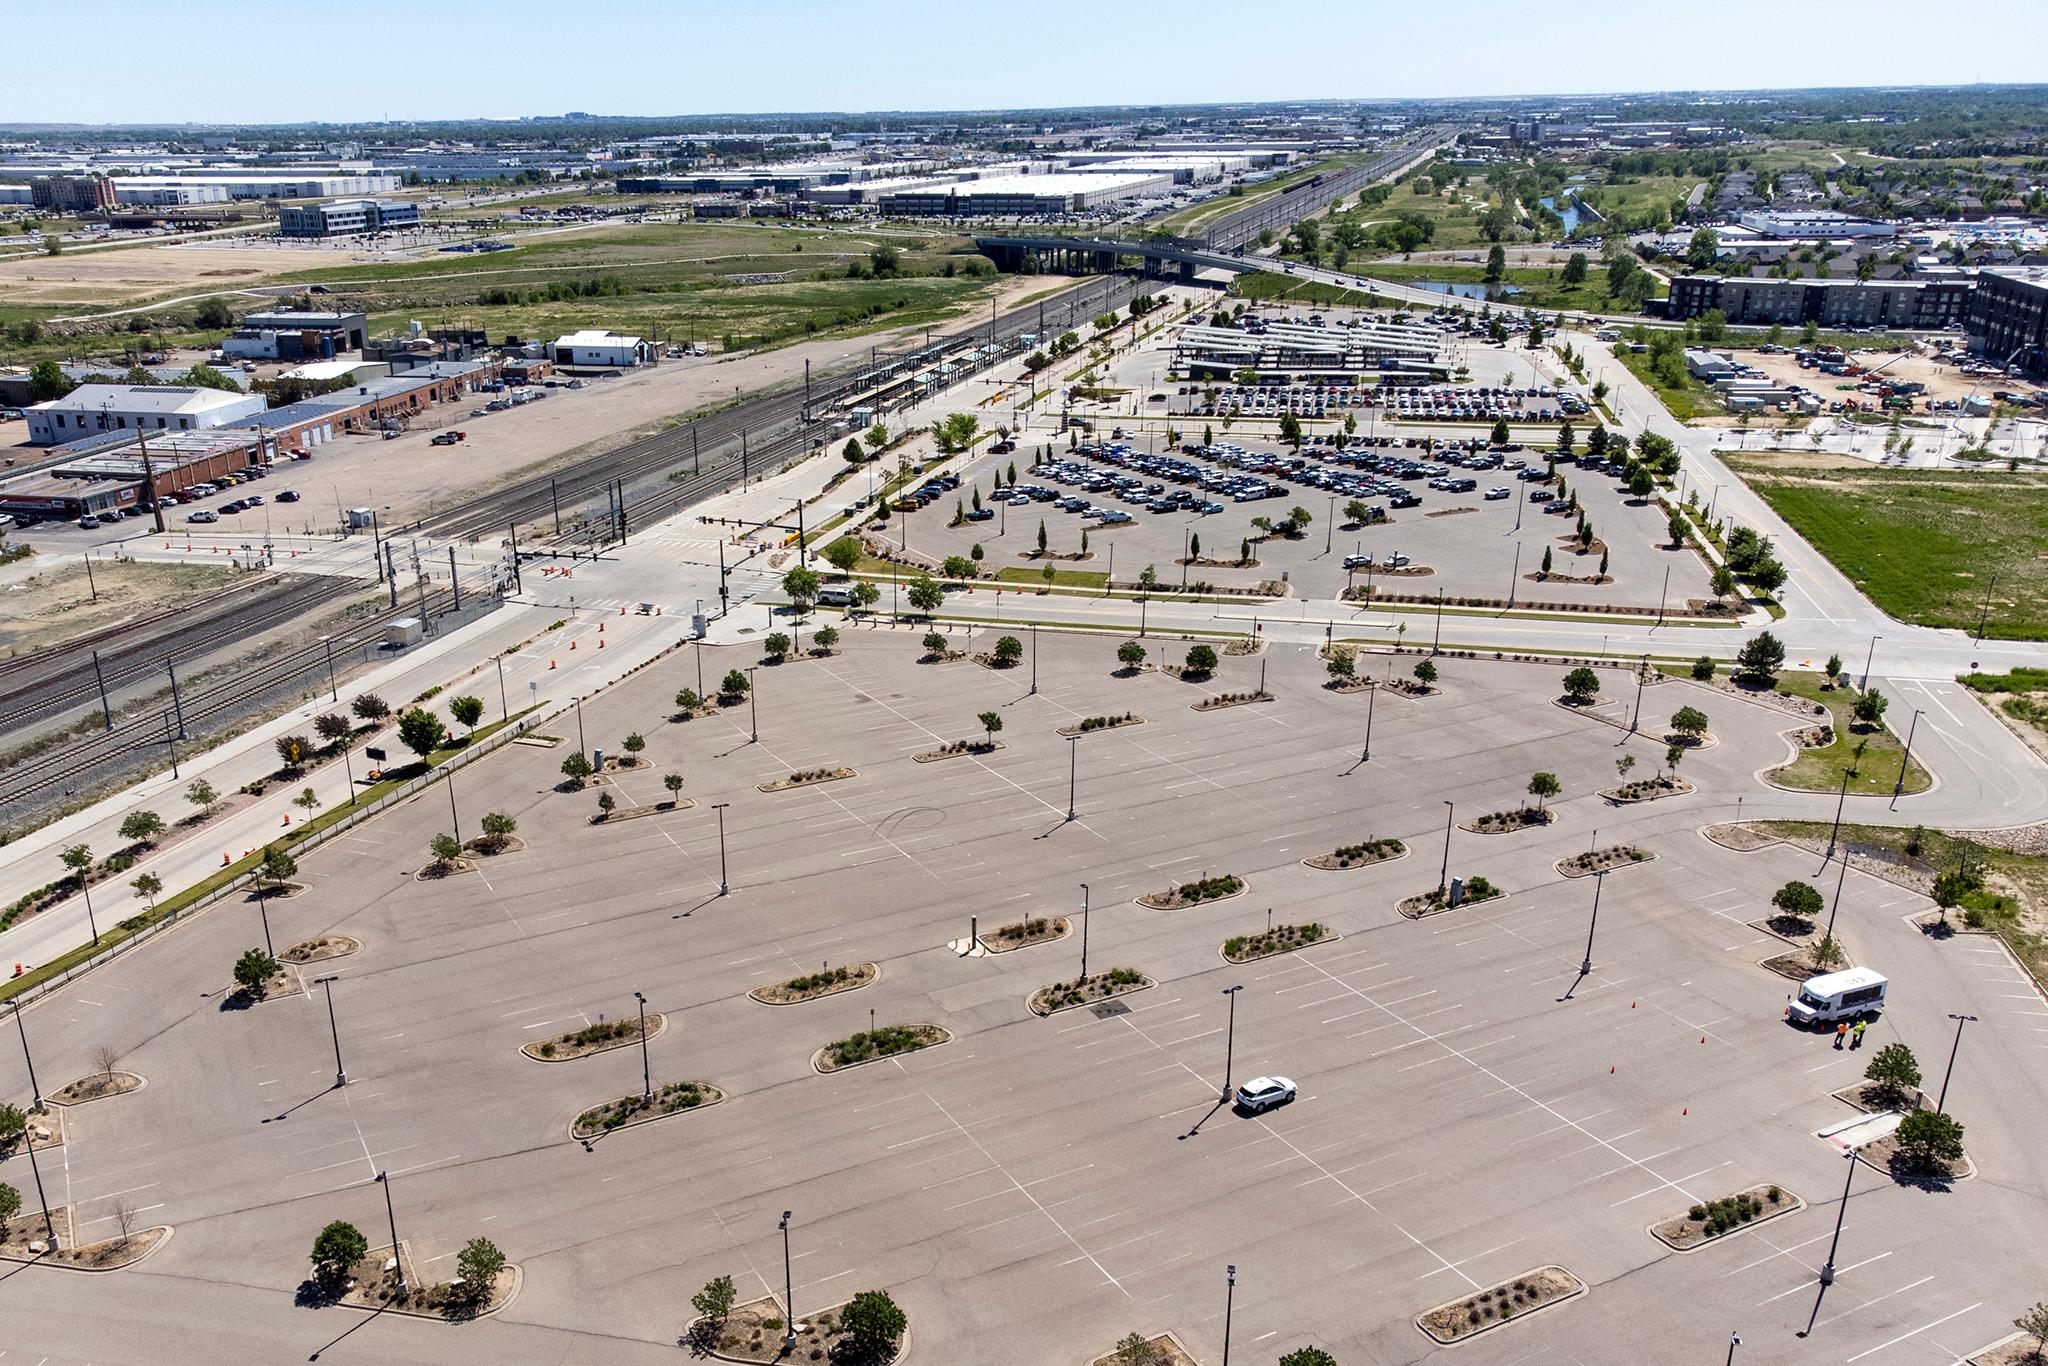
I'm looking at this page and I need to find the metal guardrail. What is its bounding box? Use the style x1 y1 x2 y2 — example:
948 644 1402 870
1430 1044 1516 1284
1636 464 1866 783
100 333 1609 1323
5 712 537 1012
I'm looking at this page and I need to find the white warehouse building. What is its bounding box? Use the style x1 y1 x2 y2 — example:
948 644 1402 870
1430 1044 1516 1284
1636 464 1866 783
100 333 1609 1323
24 384 268 446
879 172 1172 217
550 330 653 368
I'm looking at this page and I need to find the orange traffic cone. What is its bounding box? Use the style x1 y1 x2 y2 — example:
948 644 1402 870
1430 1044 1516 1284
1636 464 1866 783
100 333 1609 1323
598 638 605 648
569 640 577 650
281 813 291 827
549 658 557 669
598 621 604 633
222 852 231 866
1609 1065 1616 1074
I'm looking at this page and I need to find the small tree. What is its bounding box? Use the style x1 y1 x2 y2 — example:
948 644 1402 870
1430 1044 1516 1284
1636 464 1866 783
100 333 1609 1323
1853 688 1889 728
479 811 517 851
1665 743 1686 777
1691 655 1716 680
449 695 485 736
294 785 320 817
720 669 750 699
1413 659 1438 686
1540 545 1554 576
560 751 594 786
1811 933 1846 970
1931 869 1972 925
1893 1108 1964 1168
783 566 821 614
1562 666 1600 702
430 833 463 868
92 1042 121 1082
0 1182 19 1224
1772 880 1823 924
921 630 948 658
455 1236 506 1300
1185 643 1219 676
0 1104 24 1143
1528 771 1561 810
261 844 298 889
311 1220 369 1284
61 843 93 886
823 539 863 574
1037 519 1049 555
131 871 163 910
763 631 791 660
1327 650 1355 679
978 711 1003 747
853 581 880 615
1863 1042 1922 1108
234 947 278 995
351 692 391 724
840 1289 908 1356
119 809 166 846
941 554 977 580
1670 706 1709 742
186 778 219 816
675 688 702 713
1117 640 1146 671
1113 1332 1164 1366
396 708 447 760
1735 631 1786 686
1279 1350 1339 1366
2012 1303 2048 1360
813 625 840 652
622 732 646 761
1712 564 1737 598
663 774 684 805
907 575 944 615
692 1273 738 1326
1824 653 1844 683
1041 562 1057 589
275 734 314 771
315 711 352 745
993 635 1024 665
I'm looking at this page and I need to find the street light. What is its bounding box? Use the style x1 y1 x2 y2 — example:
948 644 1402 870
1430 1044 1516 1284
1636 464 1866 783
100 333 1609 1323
319 634 339 703
1359 678 1378 764
1066 734 1080 821
1222 1264 1237 1366
10 997 45 1107
747 667 759 742
711 802 730 896
1818 1147 1857 1287
1936 1012 1977 1114
1078 883 1090 981
376 1169 406 1295
1579 869 1606 977
1825 768 1853 860
1892 709 1923 803
1727 1331 1742 1366
1438 800 1454 894
779 1211 798 1350
442 764 461 845
1859 635 1882 692
634 991 652 1104
20 1105 56 1250
315 973 347 1087
572 694 588 758
1220 985 1244 1102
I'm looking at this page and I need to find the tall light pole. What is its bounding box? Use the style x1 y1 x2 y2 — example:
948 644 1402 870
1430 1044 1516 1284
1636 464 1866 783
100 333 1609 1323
779 1211 798 1350
1438 800 1454 894
21 1108 56 1249
1629 654 1647 732
442 764 461 844
11 998 44 1107
1066 735 1080 821
254 871 276 958
1818 1147 1856 1286
376 1170 406 1295
1826 768 1852 859
1580 869 1606 976
1360 678 1378 764
1823 849 1850 947
572 694 587 758
711 803 730 896
634 991 652 1103
1891 709 1923 803
1078 883 1090 981
747 667 759 742
1859 635 1882 692
320 634 339 702
1936 1013 1977 1114
315 973 347 1087
1220 984 1244 1101
1222 1264 1237 1366
1727 1331 1741 1366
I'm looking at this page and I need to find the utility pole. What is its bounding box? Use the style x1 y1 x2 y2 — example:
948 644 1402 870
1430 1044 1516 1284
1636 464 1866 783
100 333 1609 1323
376 1170 406 1295
1818 1148 1856 1287
316 974 347 1086
1078 883 1090 981
91 650 113 731
166 657 187 738
1936 1012 1977 1113
634 991 653 1103
1892 709 1922 803
1439 801 1454 894
1220 984 1244 1101
1580 870 1605 976
712 803 730 896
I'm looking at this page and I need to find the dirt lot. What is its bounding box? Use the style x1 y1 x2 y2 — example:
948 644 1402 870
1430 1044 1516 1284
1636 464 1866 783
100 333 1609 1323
0 558 241 655
1735 345 1985 407
0 240 393 312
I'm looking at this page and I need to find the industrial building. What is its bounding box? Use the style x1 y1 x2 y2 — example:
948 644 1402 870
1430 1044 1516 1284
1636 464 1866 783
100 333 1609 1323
0 431 265 522
24 384 268 446
1170 319 1448 381
105 172 401 201
1965 266 2048 379
278 198 421 237
1661 275 1974 330
879 172 1172 218
1731 210 1893 240
221 310 369 360
551 330 653 368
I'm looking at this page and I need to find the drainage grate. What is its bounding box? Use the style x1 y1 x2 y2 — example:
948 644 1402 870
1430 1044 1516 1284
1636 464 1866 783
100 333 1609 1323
1091 1001 1132 1019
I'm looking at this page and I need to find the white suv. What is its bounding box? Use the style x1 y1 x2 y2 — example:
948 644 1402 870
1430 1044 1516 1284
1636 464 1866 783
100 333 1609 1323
1234 1076 1296 1114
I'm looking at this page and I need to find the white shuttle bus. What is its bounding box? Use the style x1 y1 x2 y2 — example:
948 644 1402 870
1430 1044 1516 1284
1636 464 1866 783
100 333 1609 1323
1785 967 1888 1027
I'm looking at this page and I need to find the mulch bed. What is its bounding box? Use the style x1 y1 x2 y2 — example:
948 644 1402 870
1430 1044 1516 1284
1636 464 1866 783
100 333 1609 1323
0 1105 64 1157
813 1024 951 1073
1029 970 1153 1016
1057 713 1145 737
1306 839 1407 871
592 799 694 824
1398 885 1506 919
1857 1132 1975 1187
281 935 360 965
1138 874 1245 910
1524 571 1613 585
914 740 1006 763
1224 924 1338 963
466 836 528 858
248 880 309 900
1416 1265 1583 1344
1 1207 171 1271
1760 949 1842 982
981 917 1070 953
1750 913 1822 948
1192 691 1273 712
571 1081 723 1139
522 1013 665 1062
330 1244 517 1319
749 962 878 1005
235 966 304 1005
49 1071 145 1106
1650 1184 1803 1250
1599 776 1695 804
1556 846 1655 877
1089 1331 1199 1366
413 856 478 881
1833 1080 1925 1115
758 767 856 793
600 755 651 774
1702 822 1776 852
1965 1333 2048 1365
688 1295 901 1365
1462 808 1556 835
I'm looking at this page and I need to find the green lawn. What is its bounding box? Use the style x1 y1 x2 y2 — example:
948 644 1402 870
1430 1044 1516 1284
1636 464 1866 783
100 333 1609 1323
1765 672 1931 796
1615 345 1725 421
1728 461 2048 639
995 565 1109 590
1231 274 1413 310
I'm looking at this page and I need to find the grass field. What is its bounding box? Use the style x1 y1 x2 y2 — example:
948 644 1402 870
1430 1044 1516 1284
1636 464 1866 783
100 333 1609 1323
1767 671 1931 795
1616 345 1726 421
1348 262 1649 314
1231 273 1414 310
1726 459 2048 639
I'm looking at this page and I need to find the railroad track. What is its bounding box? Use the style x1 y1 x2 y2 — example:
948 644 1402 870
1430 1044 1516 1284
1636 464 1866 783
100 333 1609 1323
0 586 464 811
0 574 359 735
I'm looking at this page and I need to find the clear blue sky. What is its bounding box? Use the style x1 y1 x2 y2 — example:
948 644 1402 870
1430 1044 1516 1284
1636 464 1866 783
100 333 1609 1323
8 0 2044 125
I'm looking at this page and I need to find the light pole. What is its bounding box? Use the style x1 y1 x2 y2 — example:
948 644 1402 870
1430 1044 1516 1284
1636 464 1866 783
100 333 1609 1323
779 1211 798 1350
1360 678 1378 764
1222 1264 1237 1366
1892 709 1923 802
1936 1012 1977 1113
1859 635 1882 692
11 998 44 1107
1580 869 1606 976
1818 1147 1856 1287
712 803 730 896
634 991 653 1103
254 871 276 958
1825 768 1852 859
572 694 587 758
495 653 509 721
1438 800 1454 894
442 764 461 844
1078 883 1090 981
1727 1331 1741 1366
21 1108 56 1250
1066 735 1080 821
1220 985 1243 1102
1822 845 1850 946
376 1170 406 1295
320 634 339 702
1629 655 1647 732
747 667 759 742
315 973 347 1087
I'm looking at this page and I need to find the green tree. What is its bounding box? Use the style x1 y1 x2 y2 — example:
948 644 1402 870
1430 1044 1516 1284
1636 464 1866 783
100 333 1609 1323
1491 416 1511 447
193 298 236 329
907 575 944 615
1931 869 1974 924
1893 1108 1965 1166
813 625 839 651
853 581 880 615
455 1236 506 1300
449 694 485 736
261 844 298 889
1037 519 1049 554
480 811 517 850
921 630 948 657
430 832 463 866
1734 631 1786 686
1326 650 1355 679
0 1104 24 1142
840 1289 908 1356
1669 706 1709 741
1280 1350 1339 1366
0 1182 19 1224
1686 227 1720 269
130 871 163 909
1772 880 1823 923
1185 643 1219 675
977 711 1003 746
823 539 863 574
1711 564 1737 598
1117 640 1146 670
310 1220 369 1284
1287 505 1312 533
396 708 447 760
60 842 93 887
941 554 976 580
841 436 866 465
782 566 822 614
275 733 314 771
186 777 219 816
560 750 595 785
993 635 1023 665
234 947 278 994
1112 1332 1164 1366
1528 771 1561 810
1344 499 1371 526
692 1273 738 1325
1484 243 1507 283
1562 667 1600 702
119 810 166 846
1561 252 1589 286
352 692 392 724
1414 659 1438 685
1278 412 1303 448
1852 688 1889 728
1540 545 1553 576
315 711 352 745
2012 1302 2048 1359
1627 467 1654 499
1863 1042 1922 1108
28 359 76 402
763 631 791 660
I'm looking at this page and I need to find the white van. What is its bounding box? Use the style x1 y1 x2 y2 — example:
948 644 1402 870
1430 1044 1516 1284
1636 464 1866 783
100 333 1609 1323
816 585 857 607
1785 967 1888 1027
